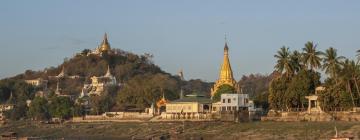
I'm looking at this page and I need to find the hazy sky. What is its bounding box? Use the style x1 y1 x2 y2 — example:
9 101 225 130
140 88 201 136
1 0 360 82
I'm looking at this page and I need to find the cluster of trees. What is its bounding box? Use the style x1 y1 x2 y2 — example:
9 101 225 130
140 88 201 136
269 41 360 111
0 79 35 120
27 96 75 120
239 73 276 110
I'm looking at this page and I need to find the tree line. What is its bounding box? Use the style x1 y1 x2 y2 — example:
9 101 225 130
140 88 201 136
269 41 360 111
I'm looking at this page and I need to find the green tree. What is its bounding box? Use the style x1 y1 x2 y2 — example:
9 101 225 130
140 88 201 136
49 96 74 119
322 47 344 82
356 49 360 65
339 90 354 109
290 50 303 74
268 76 289 110
338 59 357 107
319 79 346 111
274 46 293 77
4 101 28 120
302 41 322 71
212 84 236 102
285 70 320 109
116 73 178 110
28 97 50 120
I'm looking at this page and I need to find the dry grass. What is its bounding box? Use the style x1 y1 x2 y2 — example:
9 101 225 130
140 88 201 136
1 121 360 140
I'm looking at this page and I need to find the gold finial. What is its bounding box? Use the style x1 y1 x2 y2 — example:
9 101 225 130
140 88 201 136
161 88 165 99
104 32 108 41
224 33 229 52
100 33 111 51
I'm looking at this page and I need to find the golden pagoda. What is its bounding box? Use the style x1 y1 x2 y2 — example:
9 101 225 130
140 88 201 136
99 33 111 52
156 93 168 108
211 42 239 97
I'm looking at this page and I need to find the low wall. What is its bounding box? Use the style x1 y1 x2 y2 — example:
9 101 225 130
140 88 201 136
160 113 212 120
261 110 360 122
72 112 153 122
220 110 250 122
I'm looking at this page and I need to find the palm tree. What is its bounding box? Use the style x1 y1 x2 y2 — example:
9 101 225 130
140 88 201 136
274 46 293 77
322 47 345 82
290 50 303 74
339 59 358 107
302 41 322 71
347 60 360 100
356 50 360 65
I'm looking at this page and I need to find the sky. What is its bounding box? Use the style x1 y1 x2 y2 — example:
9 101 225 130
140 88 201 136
1 0 360 82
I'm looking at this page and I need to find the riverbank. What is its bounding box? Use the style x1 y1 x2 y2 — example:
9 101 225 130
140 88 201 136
1 121 359 139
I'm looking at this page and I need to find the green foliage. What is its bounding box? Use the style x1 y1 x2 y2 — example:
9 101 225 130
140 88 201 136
73 104 86 117
322 47 344 79
274 46 293 77
302 41 322 71
49 96 74 119
270 44 360 111
339 91 353 109
253 92 269 110
4 101 28 121
268 77 288 110
285 70 320 108
212 84 235 102
116 73 178 110
81 49 91 55
269 69 321 110
0 82 11 103
28 97 50 120
89 94 114 115
0 47 212 119
239 73 276 110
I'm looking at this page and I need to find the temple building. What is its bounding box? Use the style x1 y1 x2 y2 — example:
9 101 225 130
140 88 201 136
156 93 168 114
91 33 112 56
49 66 79 79
0 93 15 121
25 78 48 88
211 42 240 97
83 65 117 96
163 94 212 119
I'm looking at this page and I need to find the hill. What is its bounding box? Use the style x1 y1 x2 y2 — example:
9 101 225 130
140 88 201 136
0 47 212 118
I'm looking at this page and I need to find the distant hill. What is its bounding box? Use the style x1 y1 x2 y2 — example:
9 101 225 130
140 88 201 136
0 47 212 110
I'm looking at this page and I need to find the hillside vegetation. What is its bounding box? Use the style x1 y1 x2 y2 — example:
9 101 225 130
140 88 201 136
0 48 211 120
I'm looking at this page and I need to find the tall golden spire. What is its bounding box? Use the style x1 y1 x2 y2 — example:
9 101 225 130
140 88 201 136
219 42 234 81
211 40 238 98
100 33 111 51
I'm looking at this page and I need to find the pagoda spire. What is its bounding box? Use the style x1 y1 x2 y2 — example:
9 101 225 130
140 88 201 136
219 42 234 81
100 33 111 51
104 64 112 77
55 80 61 95
210 39 238 98
57 66 65 78
6 91 15 104
178 69 184 81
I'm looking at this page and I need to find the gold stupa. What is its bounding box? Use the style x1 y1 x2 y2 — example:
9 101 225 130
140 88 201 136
100 33 111 52
211 42 239 97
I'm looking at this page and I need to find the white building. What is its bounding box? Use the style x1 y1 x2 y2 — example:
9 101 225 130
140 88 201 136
25 78 48 88
83 65 117 96
220 93 250 111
